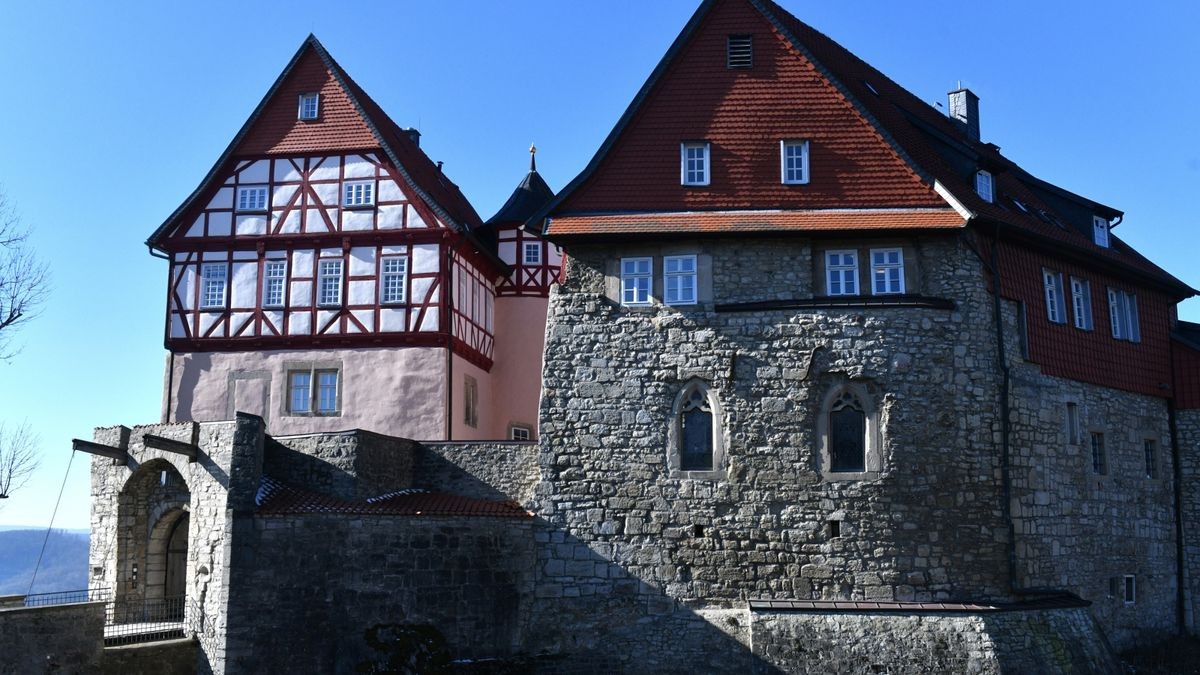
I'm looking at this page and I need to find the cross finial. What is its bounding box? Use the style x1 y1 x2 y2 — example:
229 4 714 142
530 144 537 172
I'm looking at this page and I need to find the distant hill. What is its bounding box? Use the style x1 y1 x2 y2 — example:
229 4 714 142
0 529 89 595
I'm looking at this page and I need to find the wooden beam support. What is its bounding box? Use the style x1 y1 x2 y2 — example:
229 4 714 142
142 434 199 462
72 439 129 463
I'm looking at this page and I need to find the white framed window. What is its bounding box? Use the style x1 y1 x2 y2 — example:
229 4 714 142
826 250 858 296
1070 277 1093 330
343 181 375 207
380 256 407 304
681 142 710 186
237 185 268 212
975 170 994 203
298 92 319 120
1107 288 1140 342
621 257 652 306
1043 270 1066 324
263 260 287 308
1124 575 1136 604
288 368 339 415
200 263 227 309
317 259 343 306
870 248 904 295
1093 216 1110 248
780 140 810 184
511 425 532 441
664 255 698 306
523 242 542 266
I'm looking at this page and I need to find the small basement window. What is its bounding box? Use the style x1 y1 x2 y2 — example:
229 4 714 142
727 35 753 69
298 92 320 120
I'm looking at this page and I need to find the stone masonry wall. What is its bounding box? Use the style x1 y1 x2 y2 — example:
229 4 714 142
528 234 1012 665
1180 408 1200 634
221 514 534 673
416 441 539 503
0 601 105 675
264 430 415 499
750 606 1120 674
1001 300 1179 650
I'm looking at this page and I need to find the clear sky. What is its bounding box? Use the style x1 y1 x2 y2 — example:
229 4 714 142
0 0 1196 529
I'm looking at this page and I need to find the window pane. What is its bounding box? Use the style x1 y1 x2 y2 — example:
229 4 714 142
316 371 337 412
830 406 866 472
290 372 311 413
680 408 713 470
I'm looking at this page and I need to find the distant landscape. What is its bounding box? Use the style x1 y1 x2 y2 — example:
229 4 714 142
0 528 89 595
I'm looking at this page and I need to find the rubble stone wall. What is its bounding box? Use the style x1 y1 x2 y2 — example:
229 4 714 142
1179 408 1200 634
0 601 105 675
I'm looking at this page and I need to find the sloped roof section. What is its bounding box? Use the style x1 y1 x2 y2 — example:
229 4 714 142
148 34 484 249
255 477 531 518
549 209 962 237
486 165 556 228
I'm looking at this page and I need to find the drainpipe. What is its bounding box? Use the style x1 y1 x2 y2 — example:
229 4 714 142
986 223 1019 596
1168 344 1189 634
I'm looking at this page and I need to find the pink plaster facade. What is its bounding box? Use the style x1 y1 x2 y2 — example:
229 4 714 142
489 296 549 439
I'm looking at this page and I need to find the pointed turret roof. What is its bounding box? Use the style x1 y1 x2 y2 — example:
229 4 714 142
485 146 555 228
148 35 485 250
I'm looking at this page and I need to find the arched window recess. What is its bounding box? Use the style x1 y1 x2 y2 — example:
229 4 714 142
817 383 883 481
667 379 727 479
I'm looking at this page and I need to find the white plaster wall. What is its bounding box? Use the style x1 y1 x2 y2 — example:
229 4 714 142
166 347 449 439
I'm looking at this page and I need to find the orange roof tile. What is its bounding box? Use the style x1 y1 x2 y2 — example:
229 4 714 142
549 209 964 237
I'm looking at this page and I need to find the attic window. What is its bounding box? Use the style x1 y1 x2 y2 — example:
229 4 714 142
727 35 753 69
975 170 994 203
1010 197 1029 213
298 93 319 121
863 81 880 96
1093 216 1110 248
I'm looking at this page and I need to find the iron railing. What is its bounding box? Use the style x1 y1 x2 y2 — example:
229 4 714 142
21 587 112 607
104 595 186 646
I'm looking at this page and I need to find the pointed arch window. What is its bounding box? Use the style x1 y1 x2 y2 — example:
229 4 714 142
818 384 882 480
667 379 726 479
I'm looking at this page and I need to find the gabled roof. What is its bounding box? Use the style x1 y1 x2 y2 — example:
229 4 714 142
534 0 1193 297
147 34 485 250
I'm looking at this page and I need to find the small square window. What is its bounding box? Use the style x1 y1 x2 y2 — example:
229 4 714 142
511 426 532 441
781 140 810 184
200 263 227 309
664 255 697 306
343 181 375 207
318 259 343 306
826 250 858 296
298 93 320 120
237 186 268 212
975 170 994 203
1090 432 1107 476
681 142 710 186
621 257 652 306
870 248 904 295
523 242 542 266
1093 216 1110 248
380 256 407 305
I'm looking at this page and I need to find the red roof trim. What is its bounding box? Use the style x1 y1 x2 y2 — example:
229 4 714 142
548 209 964 237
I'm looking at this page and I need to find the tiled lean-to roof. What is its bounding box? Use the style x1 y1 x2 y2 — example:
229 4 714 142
255 477 531 519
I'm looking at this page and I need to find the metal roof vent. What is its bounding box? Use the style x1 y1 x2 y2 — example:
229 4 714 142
727 35 753 69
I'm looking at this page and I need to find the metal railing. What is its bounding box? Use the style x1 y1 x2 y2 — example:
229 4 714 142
21 587 112 608
104 595 187 646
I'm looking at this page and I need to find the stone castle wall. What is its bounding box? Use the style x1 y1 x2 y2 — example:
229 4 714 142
528 233 1012 661
415 441 539 503
264 430 416 500
1179 408 1200 634
0 601 105 675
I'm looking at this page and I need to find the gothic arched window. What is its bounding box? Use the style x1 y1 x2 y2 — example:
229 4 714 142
828 392 866 472
817 383 882 480
667 379 726 479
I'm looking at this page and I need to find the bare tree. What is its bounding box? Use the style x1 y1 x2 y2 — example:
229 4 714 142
0 188 50 359
0 422 40 501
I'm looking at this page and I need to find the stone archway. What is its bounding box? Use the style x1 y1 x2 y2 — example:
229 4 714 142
146 508 190 603
115 459 191 605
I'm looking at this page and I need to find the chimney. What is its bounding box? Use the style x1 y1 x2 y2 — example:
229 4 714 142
948 88 980 142
404 127 421 147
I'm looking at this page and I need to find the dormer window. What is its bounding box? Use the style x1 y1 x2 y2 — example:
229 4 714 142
726 35 752 69
236 186 268 212
975 170 994 203
681 142 710 186
1093 216 1110 248
298 93 319 120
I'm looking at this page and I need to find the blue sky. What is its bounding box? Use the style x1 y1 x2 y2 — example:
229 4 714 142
0 0 1196 529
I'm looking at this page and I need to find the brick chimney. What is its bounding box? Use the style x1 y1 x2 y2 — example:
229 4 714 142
948 88 980 142
404 128 421 147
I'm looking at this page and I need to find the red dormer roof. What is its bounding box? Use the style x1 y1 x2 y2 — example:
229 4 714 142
147 35 485 250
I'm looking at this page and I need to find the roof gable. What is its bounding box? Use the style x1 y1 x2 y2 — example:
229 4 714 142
543 0 945 224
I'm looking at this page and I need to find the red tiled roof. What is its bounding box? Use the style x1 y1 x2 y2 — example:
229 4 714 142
748 592 1089 613
255 477 531 519
550 209 963 237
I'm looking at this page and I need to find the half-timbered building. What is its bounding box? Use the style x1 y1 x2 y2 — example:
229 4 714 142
148 35 546 440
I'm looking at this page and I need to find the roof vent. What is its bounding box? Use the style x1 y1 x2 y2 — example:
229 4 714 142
948 88 980 142
404 127 421 147
727 35 753 69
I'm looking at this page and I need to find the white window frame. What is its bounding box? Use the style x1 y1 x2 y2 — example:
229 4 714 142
510 425 532 441
869 248 905 295
780 140 810 185
1043 270 1066 324
681 142 710 186
1107 288 1140 343
298 92 320 120
1093 216 1110 248
263 259 287 308
1070 277 1093 330
236 185 268 212
317 259 344 307
200 263 227 309
664 255 698 306
343 180 375 208
620 257 653 306
287 366 340 416
975 170 994 203
523 242 542 266
826 250 858 296
379 256 408 305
